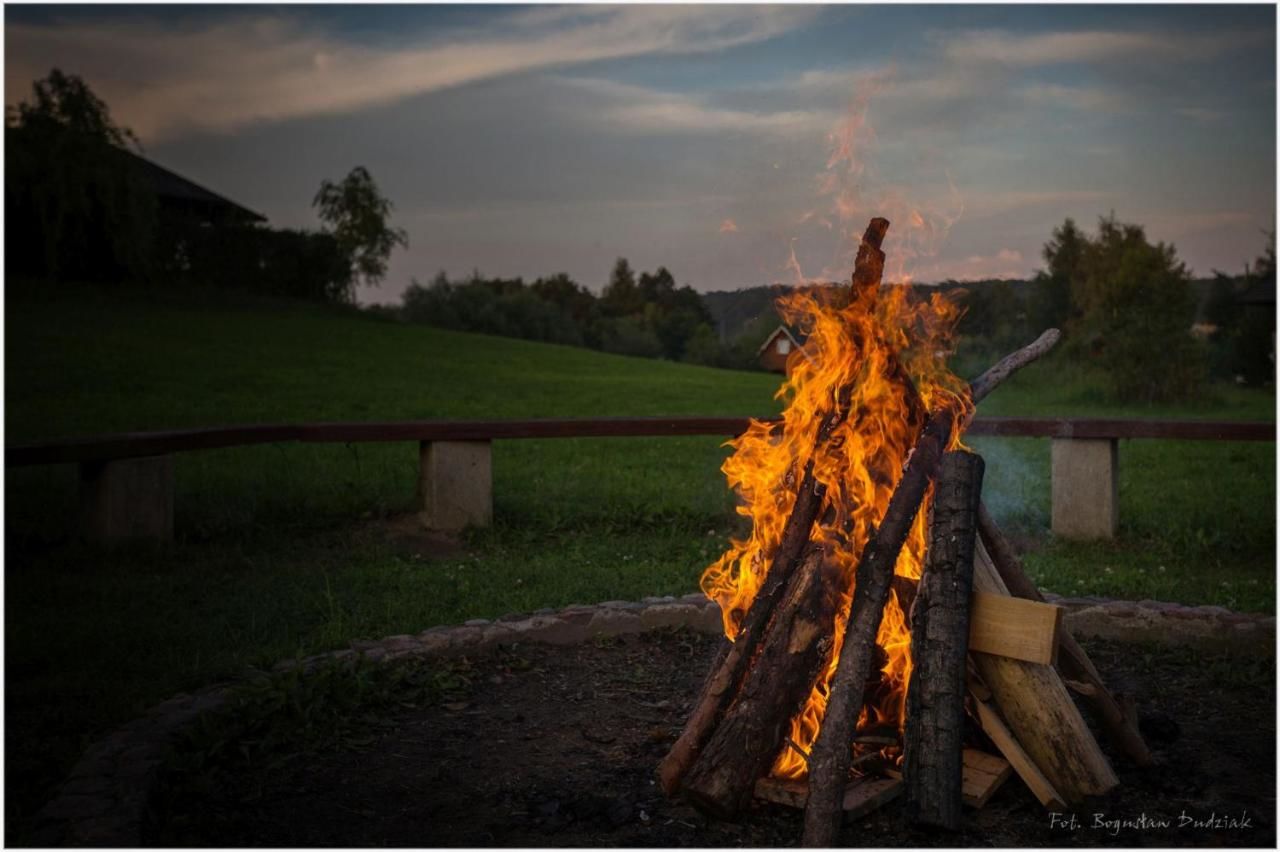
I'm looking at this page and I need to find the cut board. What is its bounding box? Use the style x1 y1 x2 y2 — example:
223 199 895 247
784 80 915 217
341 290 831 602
754 775 904 820
962 748 1013 808
971 693 1066 810
968 591 1062 665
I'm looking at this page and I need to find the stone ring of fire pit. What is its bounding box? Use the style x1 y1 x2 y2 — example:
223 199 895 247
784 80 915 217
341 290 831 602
33 595 1274 846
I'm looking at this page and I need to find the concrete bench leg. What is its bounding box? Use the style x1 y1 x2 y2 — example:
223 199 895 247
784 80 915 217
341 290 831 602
1051 438 1118 540
78 455 175 545
418 440 492 532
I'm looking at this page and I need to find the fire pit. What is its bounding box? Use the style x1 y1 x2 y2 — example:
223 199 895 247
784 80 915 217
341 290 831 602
144 626 1274 847
659 218 1149 844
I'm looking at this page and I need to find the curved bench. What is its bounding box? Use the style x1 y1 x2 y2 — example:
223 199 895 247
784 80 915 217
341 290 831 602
7 416 1273 544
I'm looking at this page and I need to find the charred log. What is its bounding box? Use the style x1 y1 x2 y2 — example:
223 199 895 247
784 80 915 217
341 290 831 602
801 408 956 847
680 544 844 819
903 451 985 831
658 218 894 795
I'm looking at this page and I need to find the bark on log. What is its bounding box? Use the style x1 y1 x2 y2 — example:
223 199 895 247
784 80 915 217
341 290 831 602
680 545 844 819
801 408 955 847
970 537 1119 803
658 218 893 796
967 329 1061 405
976 503 1152 766
903 451 985 831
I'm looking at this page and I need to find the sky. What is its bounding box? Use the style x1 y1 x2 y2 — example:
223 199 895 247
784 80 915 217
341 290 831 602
6 3 1276 304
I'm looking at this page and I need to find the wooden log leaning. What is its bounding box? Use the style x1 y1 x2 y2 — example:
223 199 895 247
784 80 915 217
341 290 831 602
903 451 985 831
801 328 1063 846
801 408 955 847
680 544 845 819
970 537 1119 804
976 502 1153 766
657 217 891 796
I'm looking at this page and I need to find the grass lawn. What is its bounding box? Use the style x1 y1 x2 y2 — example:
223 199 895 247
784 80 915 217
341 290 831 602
4 286 1275 836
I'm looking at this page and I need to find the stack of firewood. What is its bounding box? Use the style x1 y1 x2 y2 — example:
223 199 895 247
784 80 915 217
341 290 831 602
657 218 1151 845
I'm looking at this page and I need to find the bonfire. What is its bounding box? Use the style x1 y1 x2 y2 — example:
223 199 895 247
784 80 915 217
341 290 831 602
657 218 1151 845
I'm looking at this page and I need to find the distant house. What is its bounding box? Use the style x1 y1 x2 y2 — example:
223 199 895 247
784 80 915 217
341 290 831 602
757 325 811 375
124 150 266 226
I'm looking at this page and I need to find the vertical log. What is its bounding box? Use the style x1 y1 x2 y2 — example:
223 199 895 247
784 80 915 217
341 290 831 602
801 408 955 848
903 451 985 831
680 544 845 819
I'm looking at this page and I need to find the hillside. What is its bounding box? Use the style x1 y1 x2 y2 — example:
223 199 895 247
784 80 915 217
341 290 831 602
6 288 781 441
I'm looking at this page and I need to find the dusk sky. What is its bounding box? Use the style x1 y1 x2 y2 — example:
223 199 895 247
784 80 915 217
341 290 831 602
6 4 1276 303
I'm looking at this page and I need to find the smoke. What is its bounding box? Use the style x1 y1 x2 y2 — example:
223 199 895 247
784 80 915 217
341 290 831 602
783 69 965 287
967 437 1050 534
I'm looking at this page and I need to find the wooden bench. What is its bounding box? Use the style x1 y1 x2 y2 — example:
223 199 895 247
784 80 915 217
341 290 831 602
6 417 1273 545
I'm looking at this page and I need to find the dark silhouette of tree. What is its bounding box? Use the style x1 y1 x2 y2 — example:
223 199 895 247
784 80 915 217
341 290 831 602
6 68 155 282
1028 218 1084 332
313 166 407 295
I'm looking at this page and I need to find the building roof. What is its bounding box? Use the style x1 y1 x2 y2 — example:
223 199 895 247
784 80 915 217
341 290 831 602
122 149 266 224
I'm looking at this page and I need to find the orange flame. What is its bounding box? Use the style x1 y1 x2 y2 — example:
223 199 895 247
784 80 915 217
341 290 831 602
699 274 972 781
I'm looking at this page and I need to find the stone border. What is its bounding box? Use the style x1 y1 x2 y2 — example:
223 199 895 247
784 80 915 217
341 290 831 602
33 595 1274 846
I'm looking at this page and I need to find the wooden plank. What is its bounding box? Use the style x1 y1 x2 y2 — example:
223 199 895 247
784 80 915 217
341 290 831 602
752 775 903 820
970 539 1117 804
6 424 303 466
8 416 1273 467
965 417 1274 441
971 696 1066 810
977 502 1153 766
962 748 1012 808
754 777 809 809
968 592 1062 665
843 777 903 821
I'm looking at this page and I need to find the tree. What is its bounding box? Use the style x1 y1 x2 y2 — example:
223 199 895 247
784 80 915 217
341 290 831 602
313 166 407 297
1069 215 1204 401
601 258 642 317
6 69 155 282
1028 218 1085 332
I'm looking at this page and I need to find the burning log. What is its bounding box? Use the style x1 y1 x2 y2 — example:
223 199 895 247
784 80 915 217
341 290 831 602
970 537 1119 803
903 451 985 831
658 218 902 796
802 328 1062 846
680 543 845 818
976 503 1153 766
801 408 954 846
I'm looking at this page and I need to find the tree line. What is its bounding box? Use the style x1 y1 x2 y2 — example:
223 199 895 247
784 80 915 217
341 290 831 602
397 260 764 368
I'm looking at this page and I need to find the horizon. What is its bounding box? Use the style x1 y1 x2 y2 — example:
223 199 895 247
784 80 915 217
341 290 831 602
6 3 1276 303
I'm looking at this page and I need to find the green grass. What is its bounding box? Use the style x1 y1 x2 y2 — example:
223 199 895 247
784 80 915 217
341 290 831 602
4 286 1275 838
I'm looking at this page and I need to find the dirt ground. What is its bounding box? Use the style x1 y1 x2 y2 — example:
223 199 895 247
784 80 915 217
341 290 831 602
147 629 1275 848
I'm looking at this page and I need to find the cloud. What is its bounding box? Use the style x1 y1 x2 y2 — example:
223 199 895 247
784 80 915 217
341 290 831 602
1175 106 1225 123
5 5 817 141
1020 83 1131 113
558 77 832 137
936 27 1263 67
918 248 1031 281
